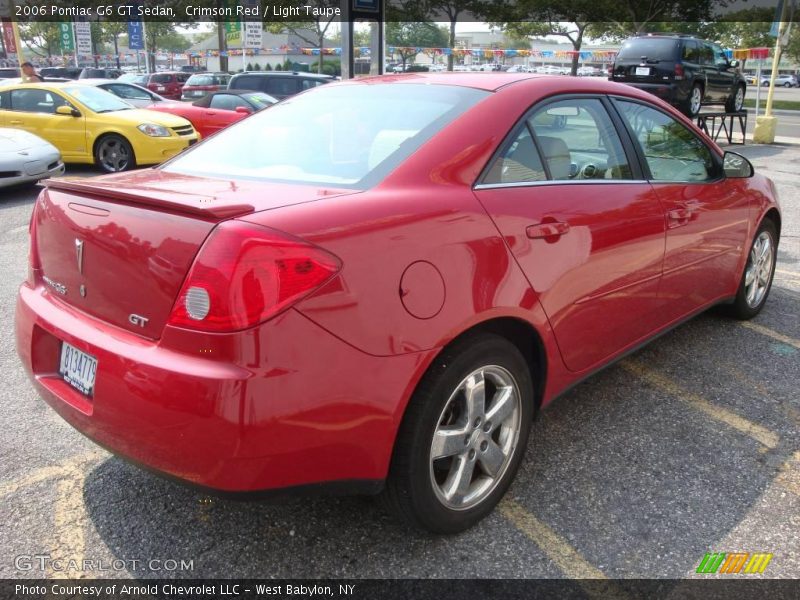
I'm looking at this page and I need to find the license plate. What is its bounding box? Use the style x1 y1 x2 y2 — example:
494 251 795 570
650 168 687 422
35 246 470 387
59 342 98 398
635 67 651 76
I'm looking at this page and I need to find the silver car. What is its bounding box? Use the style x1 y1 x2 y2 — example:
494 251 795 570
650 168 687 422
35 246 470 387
0 128 64 189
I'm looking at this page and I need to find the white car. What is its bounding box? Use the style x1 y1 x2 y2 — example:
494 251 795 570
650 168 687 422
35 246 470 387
761 74 798 87
0 128 64 188
77 78 169 108
577 66 601 77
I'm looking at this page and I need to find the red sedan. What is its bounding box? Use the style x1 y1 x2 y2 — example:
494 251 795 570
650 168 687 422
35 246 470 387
16 74 780 533
147 90 277 138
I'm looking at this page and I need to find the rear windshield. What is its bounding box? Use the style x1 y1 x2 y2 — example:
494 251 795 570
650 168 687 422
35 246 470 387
186 74 229 86
163 83 488 189
151 74 173 83
617 38 680 62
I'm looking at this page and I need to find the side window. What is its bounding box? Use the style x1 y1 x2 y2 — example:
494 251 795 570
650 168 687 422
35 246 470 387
0 91 9 109
265 78 298 96
682 41 700 63
107 84 150 100
482 126 546 184
10 89 67 114
615 100 718 182
528 98 633 180
699 44 715 65
301 79 323 91
711 44 729 68
232 75 259 91
209 94 246 111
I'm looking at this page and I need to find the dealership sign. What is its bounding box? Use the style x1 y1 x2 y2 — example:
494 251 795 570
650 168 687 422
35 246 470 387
74 21 92 56
58 22 75 53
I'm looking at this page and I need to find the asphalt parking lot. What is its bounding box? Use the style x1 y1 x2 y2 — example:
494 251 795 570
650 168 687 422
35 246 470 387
0 141 798 581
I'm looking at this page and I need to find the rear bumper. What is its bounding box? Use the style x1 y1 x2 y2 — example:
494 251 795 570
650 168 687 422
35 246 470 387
615 81 689 105
15 282 432 493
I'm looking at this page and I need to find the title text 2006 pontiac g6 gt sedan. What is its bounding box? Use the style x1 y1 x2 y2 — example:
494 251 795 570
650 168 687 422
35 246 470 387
16 74 780 533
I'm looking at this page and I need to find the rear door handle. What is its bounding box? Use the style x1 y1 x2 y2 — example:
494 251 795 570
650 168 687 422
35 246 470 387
526 221 570 239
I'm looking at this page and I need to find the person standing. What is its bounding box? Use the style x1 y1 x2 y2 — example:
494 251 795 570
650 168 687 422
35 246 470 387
20 62 42 83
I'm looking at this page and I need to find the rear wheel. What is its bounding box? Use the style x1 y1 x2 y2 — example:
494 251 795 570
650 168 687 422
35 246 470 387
683 83 703 118
94 134 135 173
382 334 534 534
723 220 777 319
726 85 745 113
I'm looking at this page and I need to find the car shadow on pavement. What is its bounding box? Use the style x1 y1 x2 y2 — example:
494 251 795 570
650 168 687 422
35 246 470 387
80 292 799 579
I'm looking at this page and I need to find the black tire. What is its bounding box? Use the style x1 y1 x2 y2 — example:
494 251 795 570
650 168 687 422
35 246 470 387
682 83 703 118
722 220 778 320
382 333 534 534
94 134 135 173
725 84 745 113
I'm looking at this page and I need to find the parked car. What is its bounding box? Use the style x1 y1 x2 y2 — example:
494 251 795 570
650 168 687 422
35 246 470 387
610 34 747 117
181 72 232 100
0 82 198 172
0 127 64 188
79 68 122 80
577 66 601 77
142 71 192 100
0 68 19 79
79 79 169 108
761 74 799 87
15 74 780 534
147 89 277 138
117 73 149 86
228 71 334 100
39 67 82 80
535 65 568 75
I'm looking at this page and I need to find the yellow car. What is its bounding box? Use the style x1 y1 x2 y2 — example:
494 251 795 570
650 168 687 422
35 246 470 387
0 82 199 172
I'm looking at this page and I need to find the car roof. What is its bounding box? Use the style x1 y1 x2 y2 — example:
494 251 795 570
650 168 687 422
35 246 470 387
335 72 671 104
231 71 334 80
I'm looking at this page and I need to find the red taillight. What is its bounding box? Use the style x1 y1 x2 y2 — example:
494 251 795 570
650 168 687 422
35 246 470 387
167 221 341 332
674 63 685 80
27 194 41 285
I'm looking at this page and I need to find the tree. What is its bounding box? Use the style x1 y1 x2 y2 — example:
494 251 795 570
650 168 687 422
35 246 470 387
18 23 61 59
266 1 340 73
97 22 127 69
482 1 612 76
386 22 449 71
144 24 193 71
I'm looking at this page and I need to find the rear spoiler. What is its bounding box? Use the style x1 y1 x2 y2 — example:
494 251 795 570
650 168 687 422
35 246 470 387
42 178 255 220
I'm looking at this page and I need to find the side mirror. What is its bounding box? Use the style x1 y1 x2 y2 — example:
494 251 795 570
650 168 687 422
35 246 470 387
234 106 253 114
723 151 754 178
55 105 80 117
729 59 740 68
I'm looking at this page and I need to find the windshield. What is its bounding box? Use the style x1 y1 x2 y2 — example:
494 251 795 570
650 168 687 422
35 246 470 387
242 92 277 108
63 86 133 113
617 38 679 62
163 83 488 188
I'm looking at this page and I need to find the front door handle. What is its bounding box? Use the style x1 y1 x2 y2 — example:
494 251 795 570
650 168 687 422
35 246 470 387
526 221 570 240
9 120 23 125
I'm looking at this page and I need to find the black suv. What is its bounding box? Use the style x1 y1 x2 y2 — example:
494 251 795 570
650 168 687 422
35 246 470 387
228 72 334 100
610 34 746 117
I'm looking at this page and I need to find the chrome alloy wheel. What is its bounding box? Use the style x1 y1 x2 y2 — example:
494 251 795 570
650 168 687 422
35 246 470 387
429 366 522 510
745 231 775 308
98 138 130 172
690 86 702 115
734 87 744 111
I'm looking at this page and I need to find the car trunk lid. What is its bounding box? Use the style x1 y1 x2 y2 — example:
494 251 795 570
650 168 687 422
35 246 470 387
35 171 359 339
